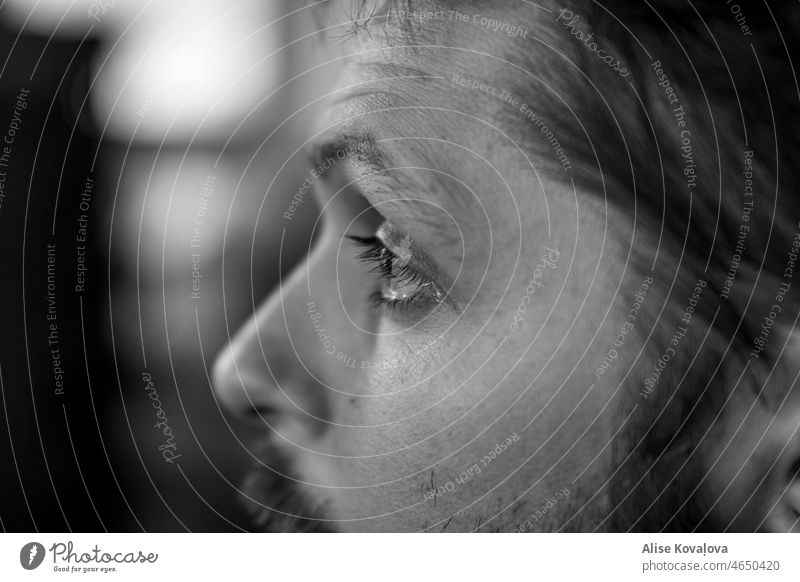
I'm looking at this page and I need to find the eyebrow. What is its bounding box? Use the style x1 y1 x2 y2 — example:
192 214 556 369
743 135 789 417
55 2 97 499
304 130 464 243
305 131 387 174
305 130 435 200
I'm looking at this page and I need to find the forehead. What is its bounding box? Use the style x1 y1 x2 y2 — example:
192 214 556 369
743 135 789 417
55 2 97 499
318 0 532 58
314 0 564 153
315 0 543 138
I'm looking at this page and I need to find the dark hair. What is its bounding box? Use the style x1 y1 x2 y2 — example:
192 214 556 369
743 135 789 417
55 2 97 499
528 0 800 530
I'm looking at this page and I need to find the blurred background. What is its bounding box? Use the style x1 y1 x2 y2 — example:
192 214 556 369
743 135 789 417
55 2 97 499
0 0 336 531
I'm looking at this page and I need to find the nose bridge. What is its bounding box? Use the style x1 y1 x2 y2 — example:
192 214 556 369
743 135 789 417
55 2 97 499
213 220 379 430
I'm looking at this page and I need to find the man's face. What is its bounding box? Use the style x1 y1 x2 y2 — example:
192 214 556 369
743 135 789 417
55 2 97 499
214 3 639 532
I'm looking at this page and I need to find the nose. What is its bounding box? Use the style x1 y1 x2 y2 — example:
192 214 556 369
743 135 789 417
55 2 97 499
212 259 330 434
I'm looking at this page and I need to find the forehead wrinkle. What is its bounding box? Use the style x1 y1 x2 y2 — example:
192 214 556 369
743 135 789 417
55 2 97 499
344 60 442 86
328 63 442 119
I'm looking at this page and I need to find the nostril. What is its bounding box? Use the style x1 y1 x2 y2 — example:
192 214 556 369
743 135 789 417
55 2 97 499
249 400 279 419
252 404 271 416
240 403 281 428
211 330 330 431
212 345 293 421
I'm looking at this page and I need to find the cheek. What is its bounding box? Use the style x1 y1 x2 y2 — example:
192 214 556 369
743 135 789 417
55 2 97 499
317 327 478 492
328 314 519 443
329 345 454 447
326 322 528 469
314 319 615 529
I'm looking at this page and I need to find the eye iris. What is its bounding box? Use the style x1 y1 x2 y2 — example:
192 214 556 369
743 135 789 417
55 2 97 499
383 237 417 300
383 276 411 301
383 265 431 301
382 256 443 303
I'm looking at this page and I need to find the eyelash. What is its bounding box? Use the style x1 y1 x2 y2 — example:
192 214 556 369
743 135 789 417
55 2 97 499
347 234 438 315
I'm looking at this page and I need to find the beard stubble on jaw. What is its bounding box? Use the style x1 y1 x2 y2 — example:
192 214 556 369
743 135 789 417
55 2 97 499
240 439 335 532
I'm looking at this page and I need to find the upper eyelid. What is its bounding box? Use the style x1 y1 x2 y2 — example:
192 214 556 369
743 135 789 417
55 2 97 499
348 234 450 304
347 234 394 277
377 223 452 292
348 233 434 287
348 234 417 274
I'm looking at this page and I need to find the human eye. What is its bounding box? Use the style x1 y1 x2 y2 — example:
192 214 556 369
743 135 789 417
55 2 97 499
347 222 447 321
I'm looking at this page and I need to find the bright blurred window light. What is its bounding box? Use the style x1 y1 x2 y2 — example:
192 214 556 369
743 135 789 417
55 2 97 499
4 0 286 143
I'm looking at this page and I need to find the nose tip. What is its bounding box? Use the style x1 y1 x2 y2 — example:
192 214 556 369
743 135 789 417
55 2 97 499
212 342 330 434
212 346 277 420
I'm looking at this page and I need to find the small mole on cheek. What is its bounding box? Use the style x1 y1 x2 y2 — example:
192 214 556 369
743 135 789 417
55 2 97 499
349 397 359 407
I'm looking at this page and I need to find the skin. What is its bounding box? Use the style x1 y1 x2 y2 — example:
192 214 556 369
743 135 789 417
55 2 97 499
213 3 639 532
212 2 799 532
